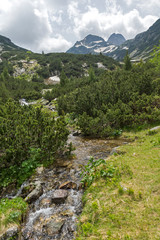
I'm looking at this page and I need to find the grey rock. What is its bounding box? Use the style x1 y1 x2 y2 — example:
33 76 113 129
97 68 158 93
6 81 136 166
51 190 68 204
110 147 119 155
25 182 43 203
44 218 64 235
36 166 44 175
150 126 160 131
72 131 81 136
0 226 18 240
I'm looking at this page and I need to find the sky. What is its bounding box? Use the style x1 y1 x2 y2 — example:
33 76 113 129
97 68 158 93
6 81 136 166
0 0 159 53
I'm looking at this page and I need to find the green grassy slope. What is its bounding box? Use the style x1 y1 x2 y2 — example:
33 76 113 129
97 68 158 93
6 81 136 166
76 127 160 240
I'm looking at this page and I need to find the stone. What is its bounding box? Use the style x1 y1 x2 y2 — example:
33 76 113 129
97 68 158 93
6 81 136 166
51 190 68 204
45 76 60 85
72 130 81 136
0 226 18 240
78 183 83 190
40 198 52 208
110 147 119 155
25 182 43 203
20 184 34 198
36 166 44 174
59 181 77 190
44 218 64 235
60 210 74 217
110 147 125 156
55 160 72 168
150 126 160 131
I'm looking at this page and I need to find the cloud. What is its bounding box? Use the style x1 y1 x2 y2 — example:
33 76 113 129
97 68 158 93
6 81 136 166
69 2 158 41
68 1 79 19
0 0 72 52
0 0 159 52
37 35 72 53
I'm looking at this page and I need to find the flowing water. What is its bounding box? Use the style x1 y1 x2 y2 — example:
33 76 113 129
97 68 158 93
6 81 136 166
19 132 127 240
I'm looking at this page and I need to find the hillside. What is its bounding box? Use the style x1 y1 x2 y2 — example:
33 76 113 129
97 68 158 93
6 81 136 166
0 35 26 53
76 126 160 239
109 18 160 60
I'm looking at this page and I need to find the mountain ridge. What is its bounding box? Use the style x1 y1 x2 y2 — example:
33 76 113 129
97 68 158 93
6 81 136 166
0 34 26 52
67 33 125 55
67 18 160 60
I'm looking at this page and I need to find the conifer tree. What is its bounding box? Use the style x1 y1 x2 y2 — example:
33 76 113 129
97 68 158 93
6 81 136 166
124 50 132 70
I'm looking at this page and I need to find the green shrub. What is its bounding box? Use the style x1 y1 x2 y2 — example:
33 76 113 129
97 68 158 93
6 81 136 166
81 157 119 187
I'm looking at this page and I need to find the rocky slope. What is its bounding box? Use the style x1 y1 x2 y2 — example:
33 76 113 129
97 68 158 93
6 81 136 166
107 33 126 46
67 33 125 55
108 18 160 60
67 18 160 61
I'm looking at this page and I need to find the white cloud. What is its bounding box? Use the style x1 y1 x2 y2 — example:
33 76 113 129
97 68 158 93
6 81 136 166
37 35 72 53
68 1 79 19
0 0 159 52
0 0 72 52
69 3 158 41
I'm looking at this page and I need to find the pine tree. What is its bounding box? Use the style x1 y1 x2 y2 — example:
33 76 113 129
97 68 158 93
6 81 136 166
124 51 132 70
60 70 67 86
88 66 96 82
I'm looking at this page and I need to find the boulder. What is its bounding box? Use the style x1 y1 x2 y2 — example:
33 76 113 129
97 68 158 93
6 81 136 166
0 226 18 240
51 190 68 204
72 130 81 136
44 218 64 235
25 181 43 203
59 181 77 190
150 126 160 131
40 197 52 208
36 166 44 175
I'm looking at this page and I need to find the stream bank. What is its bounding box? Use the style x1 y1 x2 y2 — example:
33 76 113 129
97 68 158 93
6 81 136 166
20 132 127 240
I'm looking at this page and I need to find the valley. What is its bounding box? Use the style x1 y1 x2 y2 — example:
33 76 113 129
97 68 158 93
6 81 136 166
0 17 160 240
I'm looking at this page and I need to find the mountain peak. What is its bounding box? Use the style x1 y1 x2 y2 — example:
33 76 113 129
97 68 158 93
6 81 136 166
107 33 126 46
83 34 105 44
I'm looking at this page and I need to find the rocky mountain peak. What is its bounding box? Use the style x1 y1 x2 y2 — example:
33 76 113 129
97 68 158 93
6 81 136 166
107 33 126 46
83 34 105 45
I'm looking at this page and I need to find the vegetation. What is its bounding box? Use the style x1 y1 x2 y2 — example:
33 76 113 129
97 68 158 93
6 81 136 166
0 197 27 236
0 43 160 239
0 66 43 102
0 50 118 79
53 60 160 137
0 100 69 189
76 127 160 239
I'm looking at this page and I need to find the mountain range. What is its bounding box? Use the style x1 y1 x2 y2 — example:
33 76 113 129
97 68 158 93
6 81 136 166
67 18 160 61
67 33 126 56
0 18 160 61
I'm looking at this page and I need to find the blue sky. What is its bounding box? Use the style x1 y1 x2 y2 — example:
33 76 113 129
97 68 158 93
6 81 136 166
0 0 159 53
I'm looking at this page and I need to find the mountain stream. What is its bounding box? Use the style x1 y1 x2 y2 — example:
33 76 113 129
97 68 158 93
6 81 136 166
17 132 127 240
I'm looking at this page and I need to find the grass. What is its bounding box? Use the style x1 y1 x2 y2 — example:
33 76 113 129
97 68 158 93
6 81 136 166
0 197 28 237
76 127 160 240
